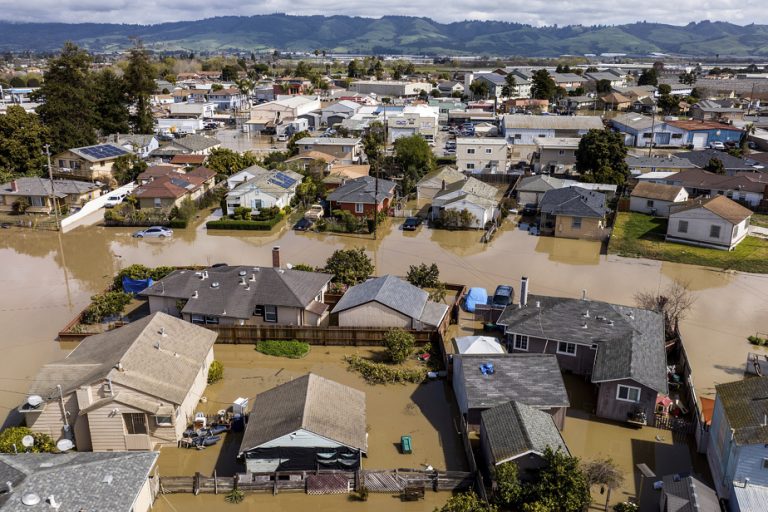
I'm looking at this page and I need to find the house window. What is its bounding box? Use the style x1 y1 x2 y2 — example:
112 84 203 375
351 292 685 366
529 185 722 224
254 305 264 317
123 413 147 435
191 315 205 324
513 334 529 351
58 159 65 168
558 149 565 155
678 220 688 233
571 217 582 229
762 458 768 469
672 133 683 139
252 199 262 209
155 415 173 427
710 225 721 238
466 163 475 170
557 341 577 356
514 134 522 140
264 305 278 323
204 316 219 325
485 148 493 154
538 134 546 138
616 385 641 403
646 200 655 207
154 198 162 208
355 203 364 214
467 148 476 154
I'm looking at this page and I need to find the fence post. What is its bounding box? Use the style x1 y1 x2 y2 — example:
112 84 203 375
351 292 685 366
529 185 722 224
194 472 200 496
214 469 218 495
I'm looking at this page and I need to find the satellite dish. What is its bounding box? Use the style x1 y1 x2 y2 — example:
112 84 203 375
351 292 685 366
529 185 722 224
26 395 43 408
21 493 41 506
56 439 74 452
21 435 34 448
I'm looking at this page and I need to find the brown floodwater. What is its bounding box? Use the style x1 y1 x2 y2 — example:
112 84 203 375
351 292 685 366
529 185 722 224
1 214 767 509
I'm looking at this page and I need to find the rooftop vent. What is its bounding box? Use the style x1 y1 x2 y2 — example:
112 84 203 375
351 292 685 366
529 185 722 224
583 310 590 318
238 270 247 277
47 495 60 510
582 322 588 329
21 493 40 506
239 277 246 285
211 282 220 288
250 273 256 281
192 291 198 299
102 474 113 485
159 327 167 337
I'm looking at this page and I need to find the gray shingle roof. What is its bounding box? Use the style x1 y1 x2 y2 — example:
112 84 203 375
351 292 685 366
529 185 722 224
434 176 497 202
239 374 367 453
497 295 667 393
327 176 396 204
626 155 698 169
660 474 719 512
140 266 332 320
456 354 570 410
539 186 607 218
673 149 758 172
481 401 569 464
0 452 157 511
296 137 361 145
331 275 448 327
517 175 576 194
168 134 220 152
715 376 768 445
0 177 98 198
26 312 216 407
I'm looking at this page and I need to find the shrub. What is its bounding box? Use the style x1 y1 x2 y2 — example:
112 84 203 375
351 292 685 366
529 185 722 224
207 360 224 384
324 248 374 285
168 218 188 229
256 340 310 359
113 264 175 290
406 263 440 288
291 263 316 272
0 427 56 453
344 355 427 384
11 198 29 214
224 488 245 504
384 328 415 364
81 291 132 324
206 216 283 231
353 485 369 501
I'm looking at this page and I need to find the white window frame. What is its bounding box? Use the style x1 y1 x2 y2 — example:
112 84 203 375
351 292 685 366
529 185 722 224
264 305 278 323
485 148 493 154
155 415 173 427
616 384 641 403
513 334 529 351
466 163 475 170
355 203 364 214
153 198 162 208
557 341 577 356
571 217 582 229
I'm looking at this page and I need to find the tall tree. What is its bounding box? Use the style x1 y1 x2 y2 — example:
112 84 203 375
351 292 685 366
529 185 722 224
575 129 629 185
528 448 591 512
530 69 557 100
93 68 130 135
637 68 658 86
635 279 695 340
393 134 436 195
124 43 156 134
0 105 50 182
501 74 517 97
470 79 490 99
33 42 98 152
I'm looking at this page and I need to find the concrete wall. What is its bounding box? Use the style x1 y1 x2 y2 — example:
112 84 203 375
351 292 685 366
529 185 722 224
338 302 413 329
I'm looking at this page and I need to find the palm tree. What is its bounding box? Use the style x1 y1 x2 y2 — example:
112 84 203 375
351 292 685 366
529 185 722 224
234 78 254 108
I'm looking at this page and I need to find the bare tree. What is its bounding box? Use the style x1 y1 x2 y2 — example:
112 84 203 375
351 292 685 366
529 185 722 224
583 458 624 511
634 279 695 340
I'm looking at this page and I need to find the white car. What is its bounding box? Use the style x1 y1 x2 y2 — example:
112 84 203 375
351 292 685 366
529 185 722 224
104 193 126 208
133 226 173 238
709 141 725 150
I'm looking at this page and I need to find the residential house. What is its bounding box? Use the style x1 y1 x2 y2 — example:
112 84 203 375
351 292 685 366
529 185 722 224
452 353 570 429
158 103 215 134
272 78 313 96
549 72 589 92
598 91 632 111
532 137 580 173
667 195 753 250
113 134 159 159
428 98 466 123
480 401 569 477
53 144 132 181
501 115 603 145
655 474 720 512
161 134 221 156
475 70 531 98
238 374 367 472
437 80 465 97
332 274 448 331
206 88 247 111
706 376 768 509
539 187 608 240
0 178 100 214
295 137 363 165
349 80 432 97
610 113 687 148
432 176 500 228
131 173 208 210
386 104 440 143
140 261 333 327
665 120 743 149
321 100 361 126
560 96 597 111
456 138 508 174
247 96 321 133
0 452 159 512
663 168 768 208
225 168 302 214
22 312 216 451
136 165 215 190
630 182 689 217
691 99 745 122
626 155 699 175
170 154 207 167
226 165 269 189
322 164 371 191
468 73 508 99
585 69 628 88
516 175 617 207
674 150 761 176
454 336 506 355
327 176 396 217
415 167 468 201
497 280 668 425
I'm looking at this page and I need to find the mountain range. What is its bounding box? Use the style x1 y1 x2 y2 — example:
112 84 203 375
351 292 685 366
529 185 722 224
2 15 768 57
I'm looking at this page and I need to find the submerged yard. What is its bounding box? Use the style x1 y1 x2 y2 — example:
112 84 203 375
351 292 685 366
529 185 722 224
608 212 768 274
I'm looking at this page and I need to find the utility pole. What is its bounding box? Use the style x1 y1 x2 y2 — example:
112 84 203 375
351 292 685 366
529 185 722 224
648 98 657 158
45 144 61 231
374 106 388 240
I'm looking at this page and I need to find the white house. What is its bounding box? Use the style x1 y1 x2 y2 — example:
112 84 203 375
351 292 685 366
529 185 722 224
501 115 603 145
456 137 508 174
432 176 499 228
386 104 439 143
226 165 269 190
321 100 361 126
225 168 302 214
666 195 753 250
629 182 689 217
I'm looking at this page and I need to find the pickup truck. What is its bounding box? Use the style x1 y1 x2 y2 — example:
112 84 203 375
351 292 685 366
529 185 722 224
304 204 325 220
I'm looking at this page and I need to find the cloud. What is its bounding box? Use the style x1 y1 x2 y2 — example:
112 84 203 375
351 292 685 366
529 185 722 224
0 0 764 26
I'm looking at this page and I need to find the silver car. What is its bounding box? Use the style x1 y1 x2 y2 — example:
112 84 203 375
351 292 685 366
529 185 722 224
133 226 173 238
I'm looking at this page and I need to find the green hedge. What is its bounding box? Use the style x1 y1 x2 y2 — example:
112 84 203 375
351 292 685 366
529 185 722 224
206 214 283 231
255 340 310 359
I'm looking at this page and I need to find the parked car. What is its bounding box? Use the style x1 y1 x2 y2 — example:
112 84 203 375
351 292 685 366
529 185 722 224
709 141 725 150
133 226 173 238
293 217 314 231
492 285 514 307
304 204 325 220
104 193 126 208
204 122 219 131
402 217 422 231
276 133 288 142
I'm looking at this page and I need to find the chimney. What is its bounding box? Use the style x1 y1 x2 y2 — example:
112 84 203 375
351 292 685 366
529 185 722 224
520 276 529 307
272 246 281 268
581 289 587 301
441 179 446 190
10 180 17 192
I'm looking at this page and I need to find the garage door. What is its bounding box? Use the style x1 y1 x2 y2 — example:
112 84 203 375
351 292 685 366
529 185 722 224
692 133 708 149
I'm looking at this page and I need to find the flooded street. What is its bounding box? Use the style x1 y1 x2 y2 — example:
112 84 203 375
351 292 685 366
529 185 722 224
0 214 766 509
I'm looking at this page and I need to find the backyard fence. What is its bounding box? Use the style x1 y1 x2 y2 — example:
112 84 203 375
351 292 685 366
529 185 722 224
207 324 437 346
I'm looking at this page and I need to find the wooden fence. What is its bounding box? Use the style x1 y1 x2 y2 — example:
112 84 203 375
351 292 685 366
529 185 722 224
206 324 437 346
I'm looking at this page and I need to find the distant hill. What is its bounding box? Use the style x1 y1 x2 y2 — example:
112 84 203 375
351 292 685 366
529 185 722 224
1 15 768 57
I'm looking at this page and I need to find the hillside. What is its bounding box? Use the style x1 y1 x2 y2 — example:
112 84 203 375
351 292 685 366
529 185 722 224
2 15 768 57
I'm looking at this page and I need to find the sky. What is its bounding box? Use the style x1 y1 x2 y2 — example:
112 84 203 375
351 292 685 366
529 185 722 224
0 0 763 26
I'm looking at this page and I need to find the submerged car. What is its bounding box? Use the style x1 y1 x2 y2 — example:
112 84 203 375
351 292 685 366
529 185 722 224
133 226 173 238
492 285 514 307
293 218 314 231
402 217 422 231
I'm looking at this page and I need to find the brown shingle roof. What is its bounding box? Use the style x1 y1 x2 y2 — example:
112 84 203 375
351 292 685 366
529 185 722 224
133 174 205 199
670 195 753 224
630 182 686 202
170 154 207 165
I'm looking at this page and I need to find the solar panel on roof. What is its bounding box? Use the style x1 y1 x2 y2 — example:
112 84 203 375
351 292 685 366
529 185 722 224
269 172 298 189
79 145 129 160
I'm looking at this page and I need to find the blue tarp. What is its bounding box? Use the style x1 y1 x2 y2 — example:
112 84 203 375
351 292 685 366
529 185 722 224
464 287 488 313
122 276 154 294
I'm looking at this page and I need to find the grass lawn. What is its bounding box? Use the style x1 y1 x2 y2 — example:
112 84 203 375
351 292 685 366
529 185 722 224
254 339 310 358
753 213 768 229
608 212 768 274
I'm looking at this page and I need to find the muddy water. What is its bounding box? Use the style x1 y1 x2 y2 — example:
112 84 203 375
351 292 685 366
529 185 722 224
0 214 767 508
